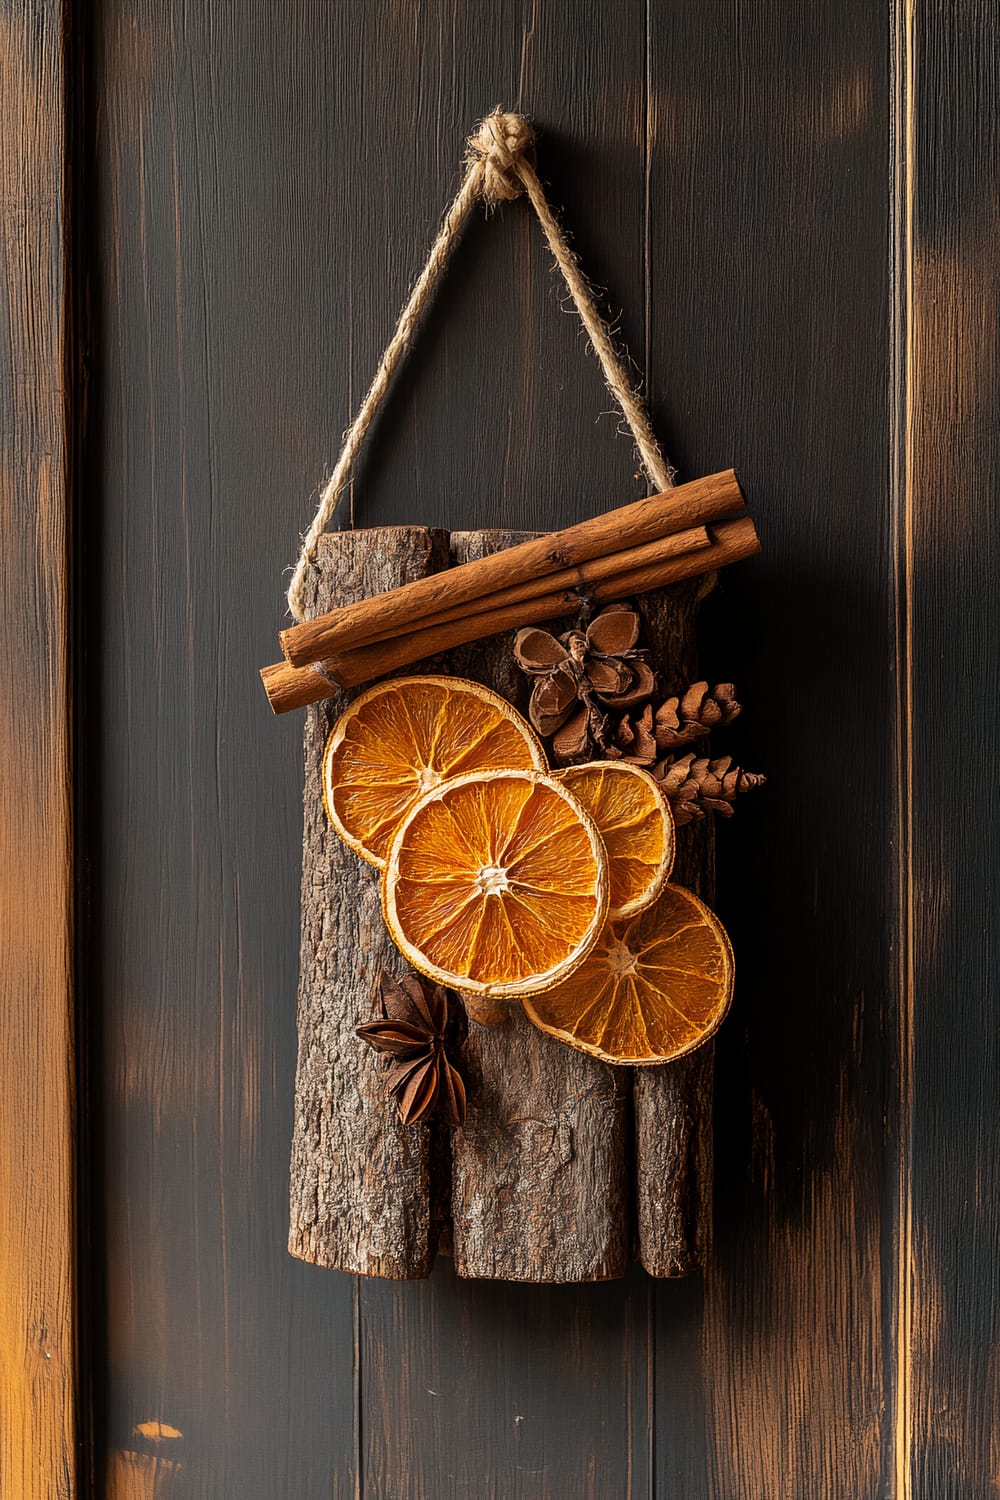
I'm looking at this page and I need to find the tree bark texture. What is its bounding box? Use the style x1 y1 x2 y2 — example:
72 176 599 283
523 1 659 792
289 529 716 1280
288 527 450 1276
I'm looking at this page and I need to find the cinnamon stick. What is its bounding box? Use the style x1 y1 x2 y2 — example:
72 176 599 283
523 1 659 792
260 516 759 713
279 469 744 667
358 523 711 646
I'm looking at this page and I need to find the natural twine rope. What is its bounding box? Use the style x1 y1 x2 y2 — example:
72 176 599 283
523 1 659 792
287 108 675 621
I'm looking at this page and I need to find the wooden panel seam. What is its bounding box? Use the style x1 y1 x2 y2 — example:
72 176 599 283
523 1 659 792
890 0 915 1495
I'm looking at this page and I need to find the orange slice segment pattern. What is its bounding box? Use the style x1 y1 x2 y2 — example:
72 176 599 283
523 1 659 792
323 676 546 867
382 769 609 997
557 761 675 918
522 883 734 1064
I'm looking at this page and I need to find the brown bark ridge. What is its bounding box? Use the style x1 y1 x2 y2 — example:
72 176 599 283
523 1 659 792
447 532 631 1282
631 576 718 1276
288 526 450 1276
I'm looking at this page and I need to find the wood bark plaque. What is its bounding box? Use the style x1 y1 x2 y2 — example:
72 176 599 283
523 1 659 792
289 528 717 1281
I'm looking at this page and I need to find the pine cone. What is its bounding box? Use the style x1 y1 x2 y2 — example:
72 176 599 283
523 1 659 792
655 752 766 826
605 703 657 766
654 682 741 752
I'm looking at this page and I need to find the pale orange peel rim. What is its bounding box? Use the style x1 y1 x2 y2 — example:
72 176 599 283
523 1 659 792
381 766 611 999
321 674 548 870
555 760 676 921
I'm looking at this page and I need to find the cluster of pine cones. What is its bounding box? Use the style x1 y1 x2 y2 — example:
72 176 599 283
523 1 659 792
514 604 765 826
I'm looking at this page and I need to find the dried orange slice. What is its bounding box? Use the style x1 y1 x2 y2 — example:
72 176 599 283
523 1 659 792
522 884 734 1065
382 768 609 997
323 676 546 868
556 762 674 919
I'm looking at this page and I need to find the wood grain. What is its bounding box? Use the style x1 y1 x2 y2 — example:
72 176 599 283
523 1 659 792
352 2 658 1490
360 1267 652 1500
88 3 359 1493
646 2 894 1493
905 2 1000 1493
288 528 449 1276
0 5 77 1497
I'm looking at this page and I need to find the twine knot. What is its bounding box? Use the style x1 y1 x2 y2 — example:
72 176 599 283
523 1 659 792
467 110 534 204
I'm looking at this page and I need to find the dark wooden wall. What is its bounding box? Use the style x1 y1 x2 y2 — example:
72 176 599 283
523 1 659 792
63 0 999 1495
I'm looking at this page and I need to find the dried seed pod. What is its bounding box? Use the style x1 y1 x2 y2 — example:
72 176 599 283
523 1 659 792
514 604 655 745
583 602 641 656
552 703 604 765
513 626 568 672
599 659 656 711
529 669 579 736
357 969 467 1128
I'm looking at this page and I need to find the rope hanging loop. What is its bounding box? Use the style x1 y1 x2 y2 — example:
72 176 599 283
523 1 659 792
286 108 674 622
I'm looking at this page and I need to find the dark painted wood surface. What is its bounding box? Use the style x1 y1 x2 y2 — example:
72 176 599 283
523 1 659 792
78 0 999 1495
906 3 1000 1495
645 6 894 1495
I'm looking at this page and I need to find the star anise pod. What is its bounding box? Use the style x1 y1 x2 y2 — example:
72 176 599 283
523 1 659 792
514 604 656 764
356 970 466 1128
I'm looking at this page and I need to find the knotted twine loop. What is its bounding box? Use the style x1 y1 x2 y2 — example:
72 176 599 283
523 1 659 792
466 110 535 203
287 108 675 621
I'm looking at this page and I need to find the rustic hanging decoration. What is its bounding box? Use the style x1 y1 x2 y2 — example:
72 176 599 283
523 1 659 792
261 110 763 1282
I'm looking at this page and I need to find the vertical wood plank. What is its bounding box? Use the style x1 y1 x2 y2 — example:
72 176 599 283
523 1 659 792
904 2 1000 1492
89 3 358 1494
645 2 895 1493
360 1268 652 1500
0 4 78 1496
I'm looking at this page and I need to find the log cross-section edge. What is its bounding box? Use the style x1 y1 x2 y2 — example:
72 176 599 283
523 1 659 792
288 525 717 1280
